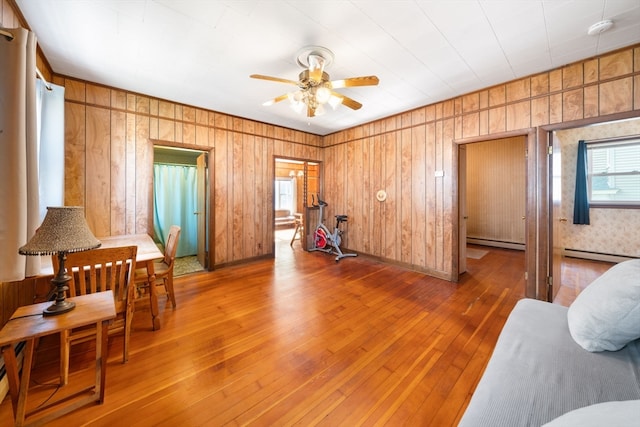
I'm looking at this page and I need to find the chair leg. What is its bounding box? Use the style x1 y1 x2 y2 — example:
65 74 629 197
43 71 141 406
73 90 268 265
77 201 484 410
166 275 177 309
59 330 70 385
123 311 132 363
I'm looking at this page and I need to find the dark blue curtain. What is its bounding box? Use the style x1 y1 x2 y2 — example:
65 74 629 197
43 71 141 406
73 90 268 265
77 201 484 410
573 140 590 224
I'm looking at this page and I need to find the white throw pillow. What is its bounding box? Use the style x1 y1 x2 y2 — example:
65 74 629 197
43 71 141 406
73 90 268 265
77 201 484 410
567 259 640 352
542 400 640 426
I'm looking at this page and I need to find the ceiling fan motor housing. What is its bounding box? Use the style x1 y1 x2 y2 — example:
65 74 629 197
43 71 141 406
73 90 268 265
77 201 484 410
298 70 330 87
296 46 334 70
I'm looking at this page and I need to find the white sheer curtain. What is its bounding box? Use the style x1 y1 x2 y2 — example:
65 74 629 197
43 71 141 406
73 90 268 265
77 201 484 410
0 28 41 281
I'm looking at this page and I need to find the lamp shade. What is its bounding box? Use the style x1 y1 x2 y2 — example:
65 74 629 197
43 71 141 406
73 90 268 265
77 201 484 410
19 206 101 255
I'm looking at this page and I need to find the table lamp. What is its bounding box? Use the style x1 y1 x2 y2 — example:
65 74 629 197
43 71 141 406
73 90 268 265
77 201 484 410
19 206 101 316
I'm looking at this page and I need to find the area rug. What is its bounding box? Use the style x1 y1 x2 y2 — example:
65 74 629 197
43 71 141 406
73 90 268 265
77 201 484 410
173 256 204 276
466 247 489 259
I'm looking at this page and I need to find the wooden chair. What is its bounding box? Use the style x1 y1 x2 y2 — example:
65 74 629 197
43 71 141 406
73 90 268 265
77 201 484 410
135 225 181 309
53 245 137 385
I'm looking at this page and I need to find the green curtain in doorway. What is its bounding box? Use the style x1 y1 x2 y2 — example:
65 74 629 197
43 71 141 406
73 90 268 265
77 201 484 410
153 163 198 257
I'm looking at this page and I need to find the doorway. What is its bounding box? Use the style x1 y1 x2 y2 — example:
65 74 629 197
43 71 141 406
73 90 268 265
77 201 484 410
457 132 533 296
463 137 527 251
274 158 321 253
153 145 210 273
546 116 640 301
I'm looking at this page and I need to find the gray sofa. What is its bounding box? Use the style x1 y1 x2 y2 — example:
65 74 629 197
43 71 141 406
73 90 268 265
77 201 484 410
459 259 640 426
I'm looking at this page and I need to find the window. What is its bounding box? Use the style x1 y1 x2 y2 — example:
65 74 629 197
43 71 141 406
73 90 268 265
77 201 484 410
36 79 65 221
587 137 640 207
275 178 295 212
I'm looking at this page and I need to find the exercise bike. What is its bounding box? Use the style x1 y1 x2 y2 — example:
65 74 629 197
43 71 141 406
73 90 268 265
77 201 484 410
309 195 357 262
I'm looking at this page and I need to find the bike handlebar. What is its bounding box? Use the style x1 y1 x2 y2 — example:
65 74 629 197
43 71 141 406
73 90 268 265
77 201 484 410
312 193 327 207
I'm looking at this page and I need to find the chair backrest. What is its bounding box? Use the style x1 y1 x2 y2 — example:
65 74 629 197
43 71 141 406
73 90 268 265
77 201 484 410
53 246 138 310
163 225 181 266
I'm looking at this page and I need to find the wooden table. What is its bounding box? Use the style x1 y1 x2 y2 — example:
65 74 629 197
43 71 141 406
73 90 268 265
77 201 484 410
38 233 164 330
98 234 164 330
0 292 116 426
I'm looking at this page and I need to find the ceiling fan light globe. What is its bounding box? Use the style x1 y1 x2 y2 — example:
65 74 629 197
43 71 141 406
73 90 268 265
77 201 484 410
314 104 326 116
316 86 331 104
288 90 304 103
328 95 342 109
290 101 305 114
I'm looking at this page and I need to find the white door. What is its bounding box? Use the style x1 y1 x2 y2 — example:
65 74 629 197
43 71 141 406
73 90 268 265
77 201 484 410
550 134 564 301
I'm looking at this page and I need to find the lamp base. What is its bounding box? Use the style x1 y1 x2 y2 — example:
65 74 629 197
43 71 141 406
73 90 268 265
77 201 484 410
44 252 76 316
43 299 76 316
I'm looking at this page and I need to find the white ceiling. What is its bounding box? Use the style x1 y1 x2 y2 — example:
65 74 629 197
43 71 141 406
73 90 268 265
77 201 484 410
15 0 640 136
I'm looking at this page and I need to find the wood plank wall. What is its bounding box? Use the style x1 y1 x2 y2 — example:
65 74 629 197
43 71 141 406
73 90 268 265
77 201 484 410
1 0 640 317
57 77 323 268
466 137 526 246
323 46 640 280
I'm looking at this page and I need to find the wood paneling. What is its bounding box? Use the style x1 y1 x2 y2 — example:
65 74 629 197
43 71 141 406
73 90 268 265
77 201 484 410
53 78 322 268
64 102 86 206
85 106 111 236
324 45 639 280
466 137 526 245
1 0 639 303
110 110 127 236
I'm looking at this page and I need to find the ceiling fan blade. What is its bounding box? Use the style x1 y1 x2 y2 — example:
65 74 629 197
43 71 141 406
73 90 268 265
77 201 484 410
262 93 289 106
330 75 379 89
250 74 299 86
331 92 362 110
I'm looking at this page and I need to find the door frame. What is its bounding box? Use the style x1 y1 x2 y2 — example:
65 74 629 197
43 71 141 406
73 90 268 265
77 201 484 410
454 111 640 300
150 140 215 271
453 128 537 298
273 156 322 253
538 110 640 300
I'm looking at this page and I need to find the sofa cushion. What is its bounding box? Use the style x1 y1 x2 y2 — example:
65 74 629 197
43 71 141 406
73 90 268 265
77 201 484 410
457 298 640 427
542 400 640 427
567 259 640 352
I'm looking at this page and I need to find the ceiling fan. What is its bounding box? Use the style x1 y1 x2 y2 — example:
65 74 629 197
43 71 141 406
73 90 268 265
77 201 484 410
250 46 379 118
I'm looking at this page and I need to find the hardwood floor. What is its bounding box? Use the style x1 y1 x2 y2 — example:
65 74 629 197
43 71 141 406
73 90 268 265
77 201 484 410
553 256 614 307
0 243 608 426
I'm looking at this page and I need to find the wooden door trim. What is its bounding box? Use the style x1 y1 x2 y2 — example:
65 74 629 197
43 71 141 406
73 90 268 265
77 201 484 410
536 110 640 300
150 140 215 271
273 156 323 255
452 129 537 297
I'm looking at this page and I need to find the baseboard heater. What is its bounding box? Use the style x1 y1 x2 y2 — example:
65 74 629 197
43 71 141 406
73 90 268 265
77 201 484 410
563 249 637 263
467 238 525 251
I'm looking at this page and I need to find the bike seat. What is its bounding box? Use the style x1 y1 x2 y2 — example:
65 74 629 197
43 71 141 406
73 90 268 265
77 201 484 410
336 215 348 222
